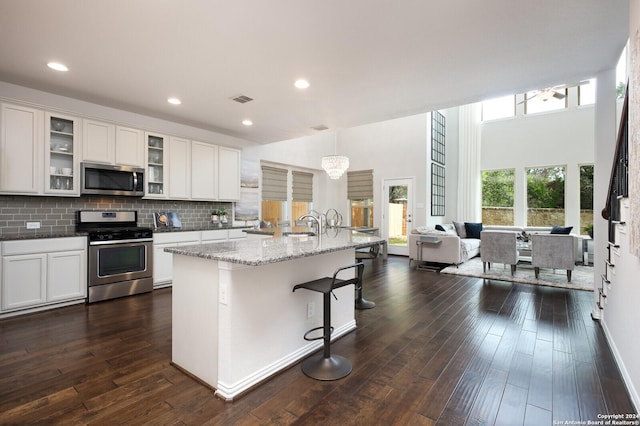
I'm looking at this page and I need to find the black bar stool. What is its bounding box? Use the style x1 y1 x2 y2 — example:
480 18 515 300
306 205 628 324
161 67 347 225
292 263 364 380
354 245 378 309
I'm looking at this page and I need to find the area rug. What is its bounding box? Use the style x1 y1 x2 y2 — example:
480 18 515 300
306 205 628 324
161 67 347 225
440 257 594 291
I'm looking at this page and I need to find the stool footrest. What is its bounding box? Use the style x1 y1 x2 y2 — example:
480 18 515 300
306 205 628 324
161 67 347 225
303 325 334 341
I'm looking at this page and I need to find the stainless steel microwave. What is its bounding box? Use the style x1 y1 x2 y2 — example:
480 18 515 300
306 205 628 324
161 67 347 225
81 162 145 196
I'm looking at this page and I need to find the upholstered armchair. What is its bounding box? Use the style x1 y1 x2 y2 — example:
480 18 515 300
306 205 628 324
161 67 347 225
531 234 575 282
480 230 519 275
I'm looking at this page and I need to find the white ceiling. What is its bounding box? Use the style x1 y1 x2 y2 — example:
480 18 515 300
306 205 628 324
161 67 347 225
0 1 629 144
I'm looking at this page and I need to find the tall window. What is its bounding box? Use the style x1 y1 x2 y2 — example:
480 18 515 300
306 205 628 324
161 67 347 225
616 42 628 99
481 169 515 225
261 165 287 225
431 111 446 216
526 166 565 226
481 95 516 121
580 164 594 235
348 170 374 227
292 171 313 222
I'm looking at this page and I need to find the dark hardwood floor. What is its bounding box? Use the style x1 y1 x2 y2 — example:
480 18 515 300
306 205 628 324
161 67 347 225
0 256 636 425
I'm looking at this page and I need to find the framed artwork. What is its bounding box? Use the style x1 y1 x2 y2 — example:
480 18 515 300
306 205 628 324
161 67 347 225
235 159 260 221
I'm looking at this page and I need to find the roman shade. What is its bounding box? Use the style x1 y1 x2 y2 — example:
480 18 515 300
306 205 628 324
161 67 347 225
292 171 313 202
347 170 373 200
261 166 287 201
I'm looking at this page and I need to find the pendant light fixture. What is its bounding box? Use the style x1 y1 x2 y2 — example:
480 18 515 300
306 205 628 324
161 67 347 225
321 132 349 179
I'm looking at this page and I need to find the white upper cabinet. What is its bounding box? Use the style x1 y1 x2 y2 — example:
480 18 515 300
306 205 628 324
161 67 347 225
82 119 144 167
146 132 169 198
191 141 218 200
218 146 241 201
115 125 144 167
0 103 43 194
0 99 242 201
168 136 191 199
82 119 114 164
45 112 81 196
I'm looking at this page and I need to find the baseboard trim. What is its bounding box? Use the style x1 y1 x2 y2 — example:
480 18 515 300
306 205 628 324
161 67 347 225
214 320 357 401
601 318 640 413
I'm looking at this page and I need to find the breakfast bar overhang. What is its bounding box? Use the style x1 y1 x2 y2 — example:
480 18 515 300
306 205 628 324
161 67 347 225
165 230 384 401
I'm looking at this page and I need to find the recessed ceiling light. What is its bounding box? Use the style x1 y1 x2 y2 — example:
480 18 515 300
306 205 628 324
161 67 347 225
242 119 253 126
167 97 182 105
294 79 310 89
47 62 68 72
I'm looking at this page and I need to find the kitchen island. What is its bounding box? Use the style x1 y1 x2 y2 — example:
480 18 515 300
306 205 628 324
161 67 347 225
165 230 384 401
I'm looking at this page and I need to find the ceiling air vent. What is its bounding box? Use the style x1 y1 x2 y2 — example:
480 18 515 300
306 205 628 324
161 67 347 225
311 124 329 131
230 94 254 104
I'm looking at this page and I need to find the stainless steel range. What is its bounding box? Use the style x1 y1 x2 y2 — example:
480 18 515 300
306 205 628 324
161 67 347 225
76 211 153 303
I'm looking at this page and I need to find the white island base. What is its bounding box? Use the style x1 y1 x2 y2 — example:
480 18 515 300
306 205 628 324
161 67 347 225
171 248 357 401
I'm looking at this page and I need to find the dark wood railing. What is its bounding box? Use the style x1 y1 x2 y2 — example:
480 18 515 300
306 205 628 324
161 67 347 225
601 83 629 243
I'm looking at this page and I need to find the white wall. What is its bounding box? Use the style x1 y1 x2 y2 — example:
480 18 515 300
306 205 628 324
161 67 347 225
599 0 640 410
243 111 460 229
481 92 595 228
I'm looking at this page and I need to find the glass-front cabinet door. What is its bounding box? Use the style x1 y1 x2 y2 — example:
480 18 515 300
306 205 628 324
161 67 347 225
44 112 80 195
146 132 168 198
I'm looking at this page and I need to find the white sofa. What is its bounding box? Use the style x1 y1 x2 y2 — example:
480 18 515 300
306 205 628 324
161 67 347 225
408 224 480 266
409 223 583 267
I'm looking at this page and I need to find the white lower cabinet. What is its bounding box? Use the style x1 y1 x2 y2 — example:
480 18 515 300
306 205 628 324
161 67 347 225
2 253 46 311
200 229 228 244
153 229 248 287
47 250 86 302
1 237 87 314
228 228 248 240
153 232 200 287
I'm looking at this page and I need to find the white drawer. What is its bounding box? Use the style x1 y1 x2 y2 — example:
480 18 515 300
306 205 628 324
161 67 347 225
2 236 86 256
153 231 201 245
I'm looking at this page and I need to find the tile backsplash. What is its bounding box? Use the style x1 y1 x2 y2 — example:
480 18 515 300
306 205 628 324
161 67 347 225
0 195 233 237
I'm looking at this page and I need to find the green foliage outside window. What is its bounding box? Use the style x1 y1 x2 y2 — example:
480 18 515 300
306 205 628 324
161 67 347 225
580 164 594 209
527 167 565 208
482 169 514 207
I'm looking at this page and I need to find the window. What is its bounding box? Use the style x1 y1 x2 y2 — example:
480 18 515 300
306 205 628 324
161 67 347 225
525 89 567 114
616 42 628 99
481 169 515 225
348 170 374 227
292 171 313 222
526 166 565 226
431 164 445 216
431 111 446 165
481 95 515 121
580 164 594 235
578 78 596 105
430 111 446 216
261 165 287 225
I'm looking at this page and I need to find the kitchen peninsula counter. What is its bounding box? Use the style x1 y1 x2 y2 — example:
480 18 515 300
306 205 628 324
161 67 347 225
166 229 383 265
166 231 383 401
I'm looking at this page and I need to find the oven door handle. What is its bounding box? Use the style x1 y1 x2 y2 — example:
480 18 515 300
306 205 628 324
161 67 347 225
89 238 153 246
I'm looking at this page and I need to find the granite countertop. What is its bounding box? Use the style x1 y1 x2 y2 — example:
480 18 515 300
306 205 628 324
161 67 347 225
0 231 85 241
153 224 252 233
0 224 252 241
243 226 314 237
164 229 384 266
